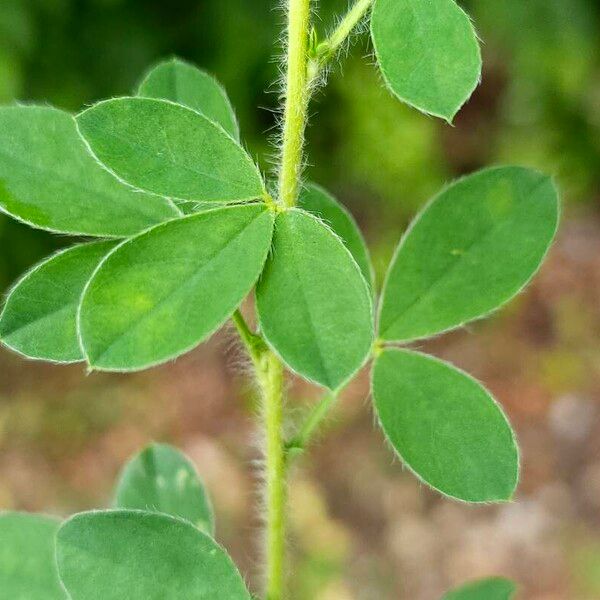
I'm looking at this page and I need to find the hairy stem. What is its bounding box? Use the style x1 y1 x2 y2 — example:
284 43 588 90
232 1 372 597
286 392 338 456
258 351 286 600
231 309 287 599
308 0 374 84
326 0 374 56
278 0 312 208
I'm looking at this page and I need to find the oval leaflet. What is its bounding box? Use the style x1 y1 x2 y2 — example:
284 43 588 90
114 443 215 535
79 204 274 371
56 510 251 600
372 348 519 502
371 0 481 121
76 97 264 203
378 166 559 342
256 208 373 390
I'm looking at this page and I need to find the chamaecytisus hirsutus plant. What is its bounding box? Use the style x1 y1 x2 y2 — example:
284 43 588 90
0 0 559 597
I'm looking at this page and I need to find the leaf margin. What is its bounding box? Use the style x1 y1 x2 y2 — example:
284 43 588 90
370 346 520 503
376 165 561 343
75 96 266 205
369 0 483 123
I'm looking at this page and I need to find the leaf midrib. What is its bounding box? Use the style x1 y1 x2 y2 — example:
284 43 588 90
283 217 336 388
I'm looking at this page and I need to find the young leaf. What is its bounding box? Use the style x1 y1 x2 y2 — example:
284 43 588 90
0 106 180 236
56 510 251 600
256 209 373 390
76 98 264 203
372 349 518 502
371 0 481 121
0 512 65 599
114 443 215 535
298 182 373 290
442 577 517 600
79 204 274 371
138 57 239 140
379 167 559 342
0 241 116 363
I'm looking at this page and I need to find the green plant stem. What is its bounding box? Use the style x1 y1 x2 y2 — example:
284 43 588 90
308 0 374 84
258 351 286 600
231 309 265 367
285 392 338 457
233 1 372 596
278 0 312 208
327 0 374 56
230 310 287 600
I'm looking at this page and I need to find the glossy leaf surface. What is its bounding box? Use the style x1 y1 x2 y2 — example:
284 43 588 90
0 512 65 600
0 241 116 362
56 510 251 600
114 443 215 535
138 58 239 139
77 98 263 202
298 183 373 289
379 167 559 342
371 0 481 121
372 349 519 502
79 204 274 371
0 106 179 236
256 209 373 390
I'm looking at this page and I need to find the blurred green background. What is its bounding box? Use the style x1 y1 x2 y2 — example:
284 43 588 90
0 1 599 598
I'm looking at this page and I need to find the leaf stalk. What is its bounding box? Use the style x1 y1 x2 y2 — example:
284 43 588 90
308 0 374 85
285 391 338 458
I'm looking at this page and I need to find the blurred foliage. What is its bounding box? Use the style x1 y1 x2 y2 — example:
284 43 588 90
0 0 598 289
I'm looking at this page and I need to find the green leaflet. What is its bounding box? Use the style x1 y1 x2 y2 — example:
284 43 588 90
114 443 215 535
442 577 517 600
0 241 116 363
298 182 373 290
256 209 373 390
372 349 518 502
56 510 251 600
79 204 274 371
371 0 481 121
0 512 65 600
138 57 239 140
76 97 264 203
177 200 220 215
0 105 180 236
379 166 559 342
